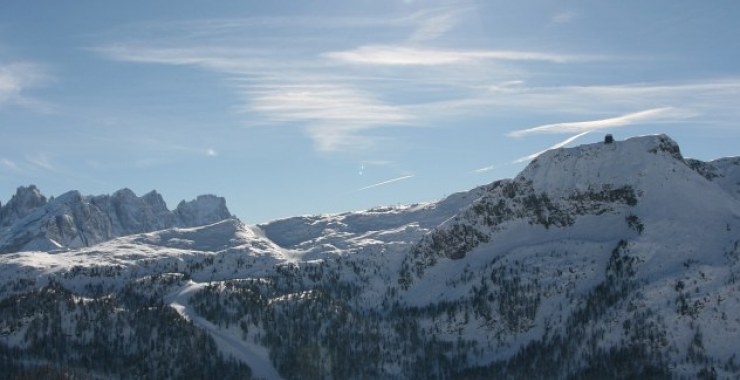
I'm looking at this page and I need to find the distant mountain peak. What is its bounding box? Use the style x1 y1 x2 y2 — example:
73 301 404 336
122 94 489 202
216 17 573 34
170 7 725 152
0 187 234 253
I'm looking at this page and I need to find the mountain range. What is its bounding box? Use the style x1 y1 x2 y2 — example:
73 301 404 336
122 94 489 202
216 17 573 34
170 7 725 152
0 187 231 253
1 134 739 379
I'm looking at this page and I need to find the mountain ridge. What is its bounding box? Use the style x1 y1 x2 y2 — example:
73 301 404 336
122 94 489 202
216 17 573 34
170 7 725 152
1 134 739 379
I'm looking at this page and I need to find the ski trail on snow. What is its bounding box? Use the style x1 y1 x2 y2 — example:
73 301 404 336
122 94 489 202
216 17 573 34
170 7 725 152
165 281 283 380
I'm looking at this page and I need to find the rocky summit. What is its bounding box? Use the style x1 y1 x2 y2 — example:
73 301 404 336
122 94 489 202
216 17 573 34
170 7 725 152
1 134 739 379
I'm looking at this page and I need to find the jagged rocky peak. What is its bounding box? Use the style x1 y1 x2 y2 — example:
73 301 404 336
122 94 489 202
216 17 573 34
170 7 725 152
112 187 137 202
175 194 232 227
142 190 169 212
97 188 173 234
0 187 234 253
0 185 48 227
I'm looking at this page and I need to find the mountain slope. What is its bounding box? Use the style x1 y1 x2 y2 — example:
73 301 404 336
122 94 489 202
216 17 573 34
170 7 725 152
396 134 740 378
1 134 739 379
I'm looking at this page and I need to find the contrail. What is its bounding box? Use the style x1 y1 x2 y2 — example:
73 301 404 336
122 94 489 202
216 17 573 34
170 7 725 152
357 175 414 191
513 130 591 163
508 107 675 137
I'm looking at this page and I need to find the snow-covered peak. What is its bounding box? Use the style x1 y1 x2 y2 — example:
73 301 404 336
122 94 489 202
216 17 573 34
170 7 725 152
517 134 684 197
405 134 740 279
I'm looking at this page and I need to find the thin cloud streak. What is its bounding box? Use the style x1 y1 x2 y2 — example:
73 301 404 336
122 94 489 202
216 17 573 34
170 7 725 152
568 80 740 99
514 131 592 163
508 107 679 137
472 164 496 173
26 154 55 171
110 9 464 40
325 45 588 66
94 45 284 74
408 80 740 122
0 158 20 172
248 85 410 124
357 175 414 191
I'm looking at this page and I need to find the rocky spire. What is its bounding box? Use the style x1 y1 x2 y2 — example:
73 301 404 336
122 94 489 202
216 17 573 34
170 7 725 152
0 185 47 228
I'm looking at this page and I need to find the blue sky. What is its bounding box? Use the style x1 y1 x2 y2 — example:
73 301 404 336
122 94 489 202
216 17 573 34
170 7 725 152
1 0 739 223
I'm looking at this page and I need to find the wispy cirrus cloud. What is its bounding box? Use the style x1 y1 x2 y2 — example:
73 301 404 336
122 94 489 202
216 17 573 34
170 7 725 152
96 12 447 153
95 7 597 155
245 84 412 151
409 79 740 122
25 153 57 172
407 8 464 42
563 80 740 104
246 84 410 124
105 9 459 41
0 158 20 172
0 62 50 111
508 107 683 137
97 42 412 151
96 8 734 157
94 45 280 74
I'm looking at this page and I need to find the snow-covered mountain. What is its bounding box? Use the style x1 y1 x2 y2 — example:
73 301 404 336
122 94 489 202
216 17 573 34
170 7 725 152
1 134 739 380
0 187 232 253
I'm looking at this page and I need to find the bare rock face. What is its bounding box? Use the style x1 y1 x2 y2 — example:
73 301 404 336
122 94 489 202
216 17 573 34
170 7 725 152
0 188 233 253
43 190 113 250
175 195 232 228
90 189 178 236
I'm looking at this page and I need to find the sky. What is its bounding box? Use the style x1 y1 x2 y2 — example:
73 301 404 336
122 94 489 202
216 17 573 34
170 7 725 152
1 0 739 224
